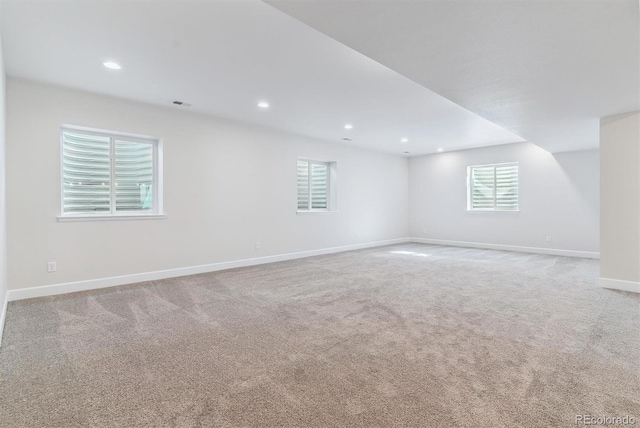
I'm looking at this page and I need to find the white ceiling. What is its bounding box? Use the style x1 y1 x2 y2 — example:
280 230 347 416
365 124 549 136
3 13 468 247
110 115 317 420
5 1 636 156
0 0 526 156
266 0 639 153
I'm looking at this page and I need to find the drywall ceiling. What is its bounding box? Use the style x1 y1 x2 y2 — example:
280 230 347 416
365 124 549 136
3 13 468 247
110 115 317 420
266 0 639 153
1 0 524 157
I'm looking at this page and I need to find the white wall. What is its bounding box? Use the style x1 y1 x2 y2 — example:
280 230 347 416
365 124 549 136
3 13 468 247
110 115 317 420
0 15 8 344
6 78 409 291
600 111 639 291
409 142 599 256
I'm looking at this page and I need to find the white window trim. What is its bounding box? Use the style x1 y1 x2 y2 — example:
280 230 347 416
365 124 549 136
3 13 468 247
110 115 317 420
58 214 167 222
466 161 519 212
58 125 165 221
466 208 522 213
296 210 339 216
296 158 337 213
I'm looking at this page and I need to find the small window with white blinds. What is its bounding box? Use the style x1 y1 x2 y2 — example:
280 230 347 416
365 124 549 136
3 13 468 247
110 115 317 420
297 159 335 211
467 163 519 211
61 126 163 218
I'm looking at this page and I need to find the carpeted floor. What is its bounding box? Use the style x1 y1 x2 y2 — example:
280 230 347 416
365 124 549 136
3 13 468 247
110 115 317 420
0 243 639 427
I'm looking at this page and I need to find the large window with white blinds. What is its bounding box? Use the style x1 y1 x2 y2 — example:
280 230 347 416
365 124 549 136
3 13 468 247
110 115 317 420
61 126 163 218
297 159 335 211
467 163 519 211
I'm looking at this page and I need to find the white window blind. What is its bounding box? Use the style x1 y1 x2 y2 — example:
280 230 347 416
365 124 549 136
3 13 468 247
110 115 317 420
61 127 161 216
115 141 154 211
468 163 519 211
297 159 330 211
62 132 112 213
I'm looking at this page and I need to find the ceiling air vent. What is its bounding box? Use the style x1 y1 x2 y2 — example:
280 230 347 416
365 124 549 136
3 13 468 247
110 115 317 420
172 101 191 107
342 138 352 141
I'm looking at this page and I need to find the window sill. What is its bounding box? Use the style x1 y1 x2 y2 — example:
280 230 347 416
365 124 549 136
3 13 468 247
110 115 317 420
296 210 339 215
57 214 167 222
466 210 520 213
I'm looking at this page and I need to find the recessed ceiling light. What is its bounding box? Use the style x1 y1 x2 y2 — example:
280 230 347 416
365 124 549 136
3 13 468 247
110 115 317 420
437 148 444 152
404 151 410 154
344 124 353 130
342 137 352 141
401 138 409 143
257 101 270 108
103 61 122 70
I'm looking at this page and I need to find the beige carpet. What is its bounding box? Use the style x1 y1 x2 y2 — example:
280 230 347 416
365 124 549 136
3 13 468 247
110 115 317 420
0 243 639 427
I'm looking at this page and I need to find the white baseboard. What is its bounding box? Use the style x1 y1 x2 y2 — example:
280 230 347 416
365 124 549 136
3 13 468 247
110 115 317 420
0 292 8 347
410 237 600 259
599 277 640 294
7 238 411 302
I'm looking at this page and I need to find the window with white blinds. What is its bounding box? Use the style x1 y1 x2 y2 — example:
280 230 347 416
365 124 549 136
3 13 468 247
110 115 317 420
61 127 162 217
468 163 519 211
297 159 334 211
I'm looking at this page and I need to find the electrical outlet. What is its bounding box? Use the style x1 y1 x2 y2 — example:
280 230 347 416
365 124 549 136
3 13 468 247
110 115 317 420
47 262 56 273
255 242 261 250
546 235 552 242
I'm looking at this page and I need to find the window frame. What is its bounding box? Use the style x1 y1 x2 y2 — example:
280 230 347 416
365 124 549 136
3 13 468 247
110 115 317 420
296 158 337 213
58 125 165 221
467 162 519 212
